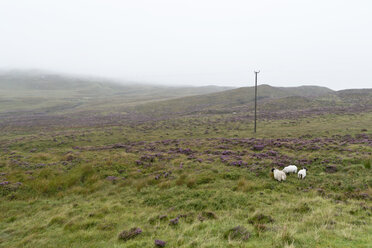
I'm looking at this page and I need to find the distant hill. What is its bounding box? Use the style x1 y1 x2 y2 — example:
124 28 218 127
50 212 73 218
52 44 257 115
0 70 121 91
0 70 233 96
0 70 233 114
130 84 337 116
335 89 372 105
1 70 371 127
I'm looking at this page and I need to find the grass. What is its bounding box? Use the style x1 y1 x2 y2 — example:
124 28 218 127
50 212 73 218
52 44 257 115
0 108 371 247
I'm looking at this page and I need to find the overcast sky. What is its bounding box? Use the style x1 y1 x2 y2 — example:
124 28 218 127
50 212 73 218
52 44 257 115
0 0 371 89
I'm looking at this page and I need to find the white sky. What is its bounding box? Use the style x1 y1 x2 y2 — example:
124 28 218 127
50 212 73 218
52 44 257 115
0 0 371 89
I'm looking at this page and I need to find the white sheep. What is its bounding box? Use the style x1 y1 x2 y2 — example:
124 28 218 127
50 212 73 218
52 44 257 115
271 168 286 182
283 165 298 174
298 167 308 179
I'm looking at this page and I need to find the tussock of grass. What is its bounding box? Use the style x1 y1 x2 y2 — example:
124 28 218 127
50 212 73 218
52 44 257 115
363 159 371 169
29 165 98 196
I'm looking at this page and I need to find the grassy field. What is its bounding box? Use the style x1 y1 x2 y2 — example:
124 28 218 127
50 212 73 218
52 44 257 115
0 109 371 247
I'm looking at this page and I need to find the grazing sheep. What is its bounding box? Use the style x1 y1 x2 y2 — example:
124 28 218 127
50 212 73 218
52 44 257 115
298 167 308 179
271 168 286 182
283 165 298 174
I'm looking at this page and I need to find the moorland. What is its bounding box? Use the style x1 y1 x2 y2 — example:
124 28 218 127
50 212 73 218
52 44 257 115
0 71 371 248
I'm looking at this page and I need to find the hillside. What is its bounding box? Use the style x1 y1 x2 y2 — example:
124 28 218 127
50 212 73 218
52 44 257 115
129 85 333 115
0 70 233 114
1 78 371 129
124 85 372 124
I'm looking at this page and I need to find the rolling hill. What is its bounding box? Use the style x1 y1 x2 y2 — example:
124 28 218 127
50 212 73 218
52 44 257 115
130 85 334 114
128 84 372 121
1 70 371 129
0 70 233 114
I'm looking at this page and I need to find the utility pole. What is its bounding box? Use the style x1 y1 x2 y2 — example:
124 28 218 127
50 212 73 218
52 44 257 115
254 70 260 133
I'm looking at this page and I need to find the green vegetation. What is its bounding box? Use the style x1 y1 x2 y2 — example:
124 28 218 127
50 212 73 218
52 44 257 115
1 113 371 247
0 73 371 247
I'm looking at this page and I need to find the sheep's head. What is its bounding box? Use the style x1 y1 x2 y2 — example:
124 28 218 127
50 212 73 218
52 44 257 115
304 167 308 171
271 168 276 172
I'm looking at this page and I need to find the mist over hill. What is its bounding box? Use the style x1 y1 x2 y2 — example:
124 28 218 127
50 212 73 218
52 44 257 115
0 70 233 114
0 70 233 95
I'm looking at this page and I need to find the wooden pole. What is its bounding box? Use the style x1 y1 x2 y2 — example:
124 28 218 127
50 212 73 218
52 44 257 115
254 70 260 133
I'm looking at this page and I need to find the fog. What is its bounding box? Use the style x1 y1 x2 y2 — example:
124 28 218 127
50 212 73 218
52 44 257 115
1 0 371 89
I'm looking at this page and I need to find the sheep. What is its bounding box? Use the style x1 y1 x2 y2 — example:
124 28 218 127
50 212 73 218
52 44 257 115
298 167 308 179
271 168 286 182
282 165 298 174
